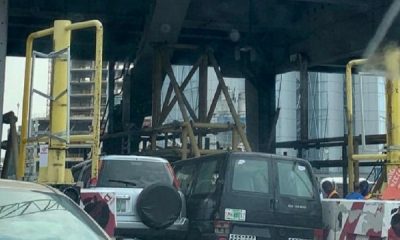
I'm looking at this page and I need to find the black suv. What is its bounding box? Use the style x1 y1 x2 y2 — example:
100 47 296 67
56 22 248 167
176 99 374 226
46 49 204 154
173 152 323 240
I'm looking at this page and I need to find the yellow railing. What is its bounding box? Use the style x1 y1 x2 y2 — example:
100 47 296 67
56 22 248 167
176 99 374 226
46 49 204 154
18 20 103 184
345 48 400 192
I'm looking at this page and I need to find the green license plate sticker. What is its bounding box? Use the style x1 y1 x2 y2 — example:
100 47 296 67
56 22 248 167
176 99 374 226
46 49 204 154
225 208 246 221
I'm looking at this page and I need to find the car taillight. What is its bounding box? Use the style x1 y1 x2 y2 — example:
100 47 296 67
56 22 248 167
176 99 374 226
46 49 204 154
165 163 180 189
214 220 231 235
89 177 97 187
313 228 325 240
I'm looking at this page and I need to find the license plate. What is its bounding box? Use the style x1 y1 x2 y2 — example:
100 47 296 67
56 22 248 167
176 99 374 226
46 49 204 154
229 234 256 240
225 208 246 221
116 198 127 213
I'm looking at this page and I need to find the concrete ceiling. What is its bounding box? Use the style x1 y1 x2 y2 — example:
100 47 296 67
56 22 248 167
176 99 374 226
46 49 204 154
6 0 398 73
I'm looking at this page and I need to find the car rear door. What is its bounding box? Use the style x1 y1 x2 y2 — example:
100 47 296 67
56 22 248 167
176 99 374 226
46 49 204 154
96 158 173 225
273 158 322 239
185 157 222 221
220 154 276 239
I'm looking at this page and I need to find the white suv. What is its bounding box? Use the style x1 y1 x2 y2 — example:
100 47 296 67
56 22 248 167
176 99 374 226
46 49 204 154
78 155 188 239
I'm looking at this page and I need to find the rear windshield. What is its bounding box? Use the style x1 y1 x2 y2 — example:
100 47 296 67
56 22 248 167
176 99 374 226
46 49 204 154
277 161 314 198
97 160 172 188
232 158 269 194
0 189 108 240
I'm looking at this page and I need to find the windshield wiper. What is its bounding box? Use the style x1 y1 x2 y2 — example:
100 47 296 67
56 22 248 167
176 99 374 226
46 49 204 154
108 179 137 186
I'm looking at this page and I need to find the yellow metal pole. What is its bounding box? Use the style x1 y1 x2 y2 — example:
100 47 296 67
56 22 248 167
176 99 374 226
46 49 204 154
17 27 54 180
42 20 71 184
385 49 400 175
345 59 367 192
352 154 387 161
66 20 103 182
69 134 94 142
232 128 239 151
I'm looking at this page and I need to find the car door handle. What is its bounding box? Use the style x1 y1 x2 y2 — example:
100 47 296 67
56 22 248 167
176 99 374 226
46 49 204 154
270 199 276 209
117 195 131 200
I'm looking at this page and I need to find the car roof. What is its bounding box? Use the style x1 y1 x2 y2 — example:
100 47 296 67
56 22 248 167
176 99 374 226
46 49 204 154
174 151 307 165
101 155 168 163
0 179 55 193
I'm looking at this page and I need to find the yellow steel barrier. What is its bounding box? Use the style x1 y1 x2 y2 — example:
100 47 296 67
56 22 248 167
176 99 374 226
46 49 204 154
17 20 103 184
346 48 400 194
345 59 367 192
18 28 54 180
384 48 400 177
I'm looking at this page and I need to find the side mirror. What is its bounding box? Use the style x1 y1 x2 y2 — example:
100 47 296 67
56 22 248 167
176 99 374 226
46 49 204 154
62 186 81 204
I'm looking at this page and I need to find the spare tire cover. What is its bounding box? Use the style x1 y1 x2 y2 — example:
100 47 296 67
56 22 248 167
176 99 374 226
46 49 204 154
136 183 182 229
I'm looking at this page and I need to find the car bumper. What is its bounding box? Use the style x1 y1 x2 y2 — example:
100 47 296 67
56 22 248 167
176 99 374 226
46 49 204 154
115 217 189 239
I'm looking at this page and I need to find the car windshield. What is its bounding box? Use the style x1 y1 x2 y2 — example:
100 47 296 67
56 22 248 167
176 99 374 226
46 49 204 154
0 188 108 240
97 160 173 188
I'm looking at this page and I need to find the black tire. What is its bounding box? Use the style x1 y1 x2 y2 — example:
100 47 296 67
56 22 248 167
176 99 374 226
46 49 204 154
136 183 182 229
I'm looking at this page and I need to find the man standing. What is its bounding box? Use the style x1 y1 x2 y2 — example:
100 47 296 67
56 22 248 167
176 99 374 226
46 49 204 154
345 181 367 200
322 180 340 199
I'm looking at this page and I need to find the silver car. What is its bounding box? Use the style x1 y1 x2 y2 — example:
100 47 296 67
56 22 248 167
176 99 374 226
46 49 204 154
92 155 188 239
0 179 110 240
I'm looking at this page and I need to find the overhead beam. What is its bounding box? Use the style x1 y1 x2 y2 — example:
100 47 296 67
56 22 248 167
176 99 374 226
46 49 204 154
282 1 390 70
126 0 191 145
292 0 368 8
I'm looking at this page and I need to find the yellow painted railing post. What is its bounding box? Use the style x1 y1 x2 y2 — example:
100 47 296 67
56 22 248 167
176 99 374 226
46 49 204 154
385 49 400 175
345 59 367 192
65 20 103 182
18 28 54 180
41 20 71 184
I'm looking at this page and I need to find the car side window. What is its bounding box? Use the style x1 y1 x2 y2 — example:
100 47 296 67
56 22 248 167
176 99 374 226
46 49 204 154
277 161 314 198
175 164 196 195
232 159 269 194
193 160 218 195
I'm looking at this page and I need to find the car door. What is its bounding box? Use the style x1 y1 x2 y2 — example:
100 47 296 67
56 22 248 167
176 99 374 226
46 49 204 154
219 154 276 239
174 162 197 198
179 156 226 237
273 158 322 239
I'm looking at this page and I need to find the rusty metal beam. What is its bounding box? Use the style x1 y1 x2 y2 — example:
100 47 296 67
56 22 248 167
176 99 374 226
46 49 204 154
292 0 368 8
162 53 200 157
207 84 222 123
208 50 252 151
160 55 203 123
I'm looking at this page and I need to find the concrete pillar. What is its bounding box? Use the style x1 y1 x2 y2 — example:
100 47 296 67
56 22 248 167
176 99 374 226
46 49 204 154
0 0 8 145
246 72 276 152
245 79 259 151
151 49 162 150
